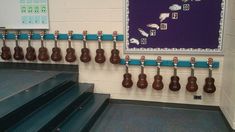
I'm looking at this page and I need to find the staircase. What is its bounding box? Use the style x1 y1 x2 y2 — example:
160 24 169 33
0 72 110 132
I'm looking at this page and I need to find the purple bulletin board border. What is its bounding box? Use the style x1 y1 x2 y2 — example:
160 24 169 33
124 0 226 55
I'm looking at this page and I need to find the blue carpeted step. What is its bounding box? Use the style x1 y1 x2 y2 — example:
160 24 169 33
53 94 110 132
0 73 76 131
7 83 94 132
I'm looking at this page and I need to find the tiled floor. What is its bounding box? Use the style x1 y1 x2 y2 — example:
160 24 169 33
91 103 232 132
0 69 60 100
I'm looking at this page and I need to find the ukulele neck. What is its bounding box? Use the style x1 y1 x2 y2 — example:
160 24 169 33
41 37 44 47
125 63 129 74
174 65 177 76
113 37 117 50
98 37 102 49
15 35 19 47
68 37 72 48
191 65 195 77
141 63 144 74
209 65 212 78
2 35 6 47
83 39 87 48
157 63 160 75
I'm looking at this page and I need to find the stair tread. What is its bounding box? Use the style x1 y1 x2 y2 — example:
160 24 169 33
58 94 109 132
8 83 94 132
0 73 74 118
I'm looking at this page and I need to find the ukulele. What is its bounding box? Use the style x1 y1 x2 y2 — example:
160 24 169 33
51 30 62 62
1 31 12 60
137 56 148 89
110 31 121 64
169 57 181 91
122 55 133 88
65 30 77 62
13 31 24 60
80 30 91 63
203 58 216 93
95 31 106 63
152 56 164 90
186 57 198 92
25 31 36 61
38 31 49 61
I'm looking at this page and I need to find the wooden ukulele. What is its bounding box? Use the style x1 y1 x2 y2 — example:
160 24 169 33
13 31 24 60
25 31 36 61
110 31 120 64
95 31 106 63
51 30 62 62
137 56 148 89
169 57 181 91
1 31 12 60
38 31 49 61
65 30 77 62
186 57 198 92
152 56 164 90
80 30 91 63
203 58 216 93
122 55 133 88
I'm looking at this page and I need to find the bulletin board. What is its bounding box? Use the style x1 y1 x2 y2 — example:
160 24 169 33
124 0 225 54
0 0 49 30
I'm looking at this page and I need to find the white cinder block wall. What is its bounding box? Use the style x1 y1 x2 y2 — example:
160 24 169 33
221 0 235 129
0 0 234 129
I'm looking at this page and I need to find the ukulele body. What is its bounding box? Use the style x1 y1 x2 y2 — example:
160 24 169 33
51 47 62 62
26 47 36 61
1 46 12 60
152 75 164 90
80 48 91 63
110 49 121 64
122 73 133 88
14 46 24 60
65 47 76 62
204 77 216 93
95 49 105 63
186 76 198 92
137 73 148 89
38 47 49 61
169 76 181 91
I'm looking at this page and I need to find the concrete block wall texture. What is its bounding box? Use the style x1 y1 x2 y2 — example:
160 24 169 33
0 0 234 129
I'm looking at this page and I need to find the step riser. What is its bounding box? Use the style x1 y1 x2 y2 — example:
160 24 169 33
39 89 94 132
0 81 75 131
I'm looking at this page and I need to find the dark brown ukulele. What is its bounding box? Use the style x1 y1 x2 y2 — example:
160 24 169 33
51 30 62 62
137 56 148 89
203 58 216 93
1 31 12 60
80 30 91 63
169 57 181 91
110 31 120 64
65 30 76 62
122 55 133 88
13 31 24 60
25 31 36 61
95 31 105 63
186 57 198 92
152 56 164 90
38 31 49 61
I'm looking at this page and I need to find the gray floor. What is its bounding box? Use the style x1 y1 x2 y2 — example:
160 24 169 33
0 69 60 101
91 103 232 132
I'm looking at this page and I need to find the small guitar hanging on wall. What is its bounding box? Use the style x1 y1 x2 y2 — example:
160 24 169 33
204 58 216 93
13 31 24 60
137 56 148 89
51 30 62 62
80 30 91 63
1 30 12 60
122 55 133 88
95 31 106 63
65 30 76 63
152 56 164 90
169 57 181 91
110 31 121 64
38 31 49 61
186 57 198 92
25 31 36 61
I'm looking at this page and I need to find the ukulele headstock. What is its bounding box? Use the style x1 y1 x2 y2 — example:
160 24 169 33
83 30 87 41
68 30 73 40
173 57 178 67
2 30 7 39
125 55 130 65
97 31 102 41
157 56 162 66
208 58 213 68
190 57 196 67
54 30 59 40
140 56 145 66
113 31 117 41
